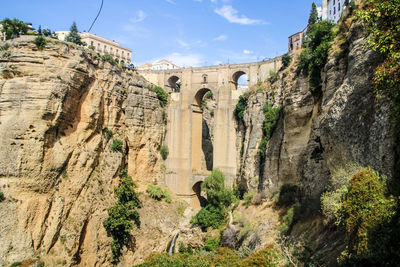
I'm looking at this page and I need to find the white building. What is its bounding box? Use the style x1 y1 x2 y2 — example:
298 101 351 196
55 31 132 63
138 59 180 71
322 0 351 23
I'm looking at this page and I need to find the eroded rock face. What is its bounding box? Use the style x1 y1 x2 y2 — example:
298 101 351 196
236 23 395 198
0 37 166 266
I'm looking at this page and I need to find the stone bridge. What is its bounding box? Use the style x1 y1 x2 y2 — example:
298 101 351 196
139 58 281 207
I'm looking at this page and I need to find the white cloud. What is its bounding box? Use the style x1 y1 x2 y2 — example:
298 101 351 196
160 52 204 67
243 49 253 55
129 10 147 23
214 5 267 25
166 0 176 4
214 34 228 41
176 39 189 48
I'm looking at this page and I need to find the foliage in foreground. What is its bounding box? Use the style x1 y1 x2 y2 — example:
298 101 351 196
148 85 168 107
103 168 141 262
146 184 171 203
321 167 399 264
258 103 280 158
136 244 284 267
191 169 237 231
297 20 336 94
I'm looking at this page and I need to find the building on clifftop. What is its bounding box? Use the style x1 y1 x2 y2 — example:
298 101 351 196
55 31 132 63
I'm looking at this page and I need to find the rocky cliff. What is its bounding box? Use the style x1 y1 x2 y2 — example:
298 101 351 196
236 22 395 199
0 36 169 266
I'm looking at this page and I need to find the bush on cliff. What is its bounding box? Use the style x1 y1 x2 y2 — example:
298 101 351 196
297 20 336 94
258 103 280 158
191 169 237 231
233 93 249 123
146 184 171 203
34 35 47 50
148 85 168 107
103 168 141 262
1 18 28 40
111 139 123 152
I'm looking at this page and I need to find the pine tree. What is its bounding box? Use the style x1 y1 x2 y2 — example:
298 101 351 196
38 25 42 35
308 3 319 27
65 22 83 45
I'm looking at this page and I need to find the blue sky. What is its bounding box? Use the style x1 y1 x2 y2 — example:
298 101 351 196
2 0 321 67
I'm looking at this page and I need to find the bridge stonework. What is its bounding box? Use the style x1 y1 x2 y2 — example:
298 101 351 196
139 58 281 208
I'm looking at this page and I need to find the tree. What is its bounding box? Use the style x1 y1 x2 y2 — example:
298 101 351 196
1 18 28 40
308 3 319 27
65 22 83 45
37 25 42 35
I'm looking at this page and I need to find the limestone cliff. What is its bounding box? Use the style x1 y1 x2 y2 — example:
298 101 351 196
0 36 168 266
236 22 395 198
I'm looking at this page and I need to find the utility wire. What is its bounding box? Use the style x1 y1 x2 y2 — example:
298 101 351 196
88 0 104 32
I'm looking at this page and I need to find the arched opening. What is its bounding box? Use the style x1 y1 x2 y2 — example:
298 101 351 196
232 71 248 90
168 76 181 93
192 181 207 208
192 88 215 173
202 74 208 84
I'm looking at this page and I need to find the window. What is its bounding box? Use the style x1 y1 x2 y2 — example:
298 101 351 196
97 43 100 50
338 2 341 11
104 45 107 52
110 47 113 55
334 6 336 14
91 41 94 46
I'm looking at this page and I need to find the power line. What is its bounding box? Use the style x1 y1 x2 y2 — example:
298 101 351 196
88 0 104 32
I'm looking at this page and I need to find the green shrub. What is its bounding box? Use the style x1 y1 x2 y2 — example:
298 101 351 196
160 145 169 160
148 85 168 107
236 244 284 267
88 45 95 50
278 206 295 234
0 191 4 202
9 262 22 267
203 237 219 252
191 169 237 230
34 35 47 50
258 103 280 158
267 70 279 84
146 184 171 203
234 93 249 123
101 54 116 65
103 168 141 262
342 168 396 256
297 20 336 94
111 139 123 152
277 184 298 207
280 53 292 70
137 253 212 267
243 192 255 208
104 128 113 140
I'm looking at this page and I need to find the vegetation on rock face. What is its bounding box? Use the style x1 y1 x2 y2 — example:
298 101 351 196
359 0 400 185
103 168 141 262
297 20 336 94
1 18 28 40
160 144 169 160
136 244 284 267
104 128 113 140
191 169 237 231
101 54 117 65
34 35 47 50
147 85 168 107
267 70 279 84
321 167 399 264
258 103 280 158
233 93 249 123
280 53 292 71
111 139 123 152
146 184 171 203
0 191 5 202
64 22 83 45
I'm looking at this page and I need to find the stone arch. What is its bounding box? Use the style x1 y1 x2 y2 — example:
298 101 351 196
191 88 214 172
232 70 249 90
167 75 181 92
192 181 207 208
